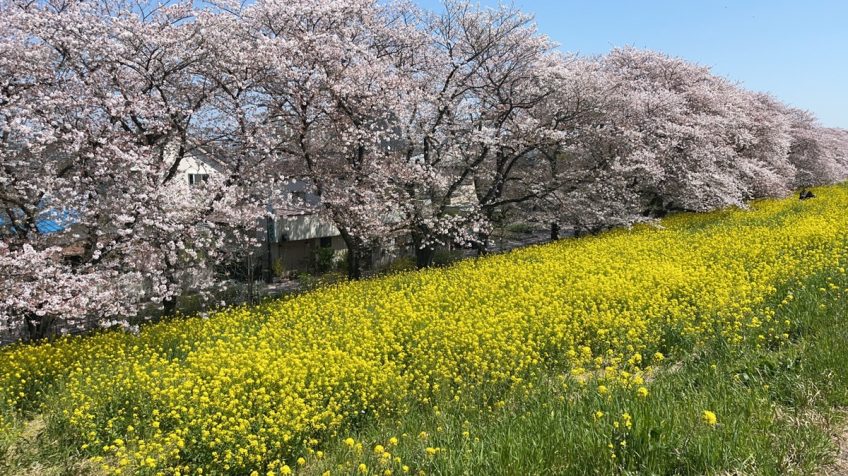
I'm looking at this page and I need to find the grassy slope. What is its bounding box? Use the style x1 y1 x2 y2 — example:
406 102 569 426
298 268 848 476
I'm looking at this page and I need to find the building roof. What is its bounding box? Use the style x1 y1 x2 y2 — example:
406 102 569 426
0 207 76 236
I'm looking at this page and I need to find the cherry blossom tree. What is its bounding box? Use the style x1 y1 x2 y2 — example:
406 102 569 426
234 0 429 279
723 92 795 199
522 55 647 235
1 0 159 338
391 0 570 264
537 48 802 233
785 108 848 188
0 0 282 338
594 48 756 214
528 47 847 234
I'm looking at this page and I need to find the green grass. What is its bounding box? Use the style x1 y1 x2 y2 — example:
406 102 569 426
293 269 848 476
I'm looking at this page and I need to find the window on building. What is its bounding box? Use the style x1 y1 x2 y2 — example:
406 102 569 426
188 173 209 185
319 236 332 248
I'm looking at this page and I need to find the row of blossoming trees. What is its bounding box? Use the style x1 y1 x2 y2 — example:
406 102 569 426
2 0 848 340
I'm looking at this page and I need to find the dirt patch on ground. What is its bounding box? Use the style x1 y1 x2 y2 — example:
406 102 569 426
2 416 102 476
823 427 848 475
820 410 848 476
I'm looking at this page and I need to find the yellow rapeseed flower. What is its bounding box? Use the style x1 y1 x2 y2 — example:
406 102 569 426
2 184 847 474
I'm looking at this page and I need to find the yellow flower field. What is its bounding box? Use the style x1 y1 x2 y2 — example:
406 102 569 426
2 185 848 475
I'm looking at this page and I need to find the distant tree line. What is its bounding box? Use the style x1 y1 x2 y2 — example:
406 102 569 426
2 0 847 339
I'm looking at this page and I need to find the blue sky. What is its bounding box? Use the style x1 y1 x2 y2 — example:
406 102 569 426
413 0 848 128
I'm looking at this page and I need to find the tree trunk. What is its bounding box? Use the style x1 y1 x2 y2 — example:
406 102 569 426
415 246 435 269
161 257 181 317
246 253 256 305
412 227 435 269
162 295 178 317
550 222 560 241
339 229 363 280
25 312 55 341
347 247 362 280
264 217 274 284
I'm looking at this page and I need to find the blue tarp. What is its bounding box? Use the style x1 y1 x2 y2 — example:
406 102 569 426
0 207 76 235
